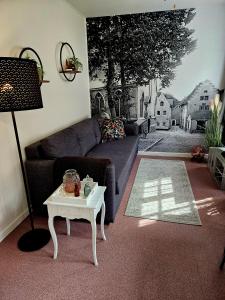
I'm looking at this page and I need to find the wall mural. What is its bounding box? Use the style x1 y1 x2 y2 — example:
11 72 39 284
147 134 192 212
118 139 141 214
86 9 219 153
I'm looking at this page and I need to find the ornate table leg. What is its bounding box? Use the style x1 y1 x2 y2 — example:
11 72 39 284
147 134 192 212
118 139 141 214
101 201 106 241
66 218 70 236
91 219 98 266
48 216 58 259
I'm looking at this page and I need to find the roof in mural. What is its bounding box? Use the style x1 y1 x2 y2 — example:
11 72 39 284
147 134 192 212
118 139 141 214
164 93 179 107
180 80 217 107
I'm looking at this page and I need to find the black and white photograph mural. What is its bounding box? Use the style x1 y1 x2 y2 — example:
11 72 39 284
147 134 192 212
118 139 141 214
86 8 220 153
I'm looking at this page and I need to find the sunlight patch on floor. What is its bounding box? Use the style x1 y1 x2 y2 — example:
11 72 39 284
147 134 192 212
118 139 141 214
142 177 174 198
195 197 215 209
138 218 157 227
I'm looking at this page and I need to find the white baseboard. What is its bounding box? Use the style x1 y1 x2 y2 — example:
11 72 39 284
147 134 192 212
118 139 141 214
138 151 192 158
0 208 29 242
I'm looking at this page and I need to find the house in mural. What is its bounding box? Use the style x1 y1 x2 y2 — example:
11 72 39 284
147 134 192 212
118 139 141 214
155 93 172 130
137 84 157 118
171 104 182 126
180 80 217 132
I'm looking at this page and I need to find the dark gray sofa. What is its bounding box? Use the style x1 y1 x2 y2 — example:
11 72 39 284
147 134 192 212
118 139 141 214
25 118 139 223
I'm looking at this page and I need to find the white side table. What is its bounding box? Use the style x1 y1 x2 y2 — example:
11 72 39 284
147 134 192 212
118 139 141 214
44 186 106 266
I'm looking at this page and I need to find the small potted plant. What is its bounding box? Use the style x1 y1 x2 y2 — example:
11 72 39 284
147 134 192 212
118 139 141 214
25 53 44 83
65 56 83 72
191 145 206 162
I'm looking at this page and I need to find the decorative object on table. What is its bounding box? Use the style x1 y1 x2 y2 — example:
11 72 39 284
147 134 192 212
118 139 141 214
74 170 81 196
101 117 126 142
51 181 98 205
83 174 94 184
84 182 92 197
63 170 76 193
83 175 94 197
59 42 82 82
63 169 81 195
19 47 49 85
191 145 206 162
205 94 223 149
125 159 202 225
0 57 50 251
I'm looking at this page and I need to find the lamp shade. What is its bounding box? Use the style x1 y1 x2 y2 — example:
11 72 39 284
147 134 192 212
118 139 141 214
0 57 43 112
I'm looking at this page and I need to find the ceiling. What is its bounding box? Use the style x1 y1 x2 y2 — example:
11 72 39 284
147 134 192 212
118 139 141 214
68 0 225 17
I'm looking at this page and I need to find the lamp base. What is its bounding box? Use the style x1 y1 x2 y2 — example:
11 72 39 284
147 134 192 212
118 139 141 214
18 228 50 252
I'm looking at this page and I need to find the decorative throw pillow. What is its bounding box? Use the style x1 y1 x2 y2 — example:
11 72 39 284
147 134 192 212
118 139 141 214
101 118 126 142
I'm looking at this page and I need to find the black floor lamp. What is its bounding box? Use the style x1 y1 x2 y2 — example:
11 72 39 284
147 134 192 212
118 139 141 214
0 57 50 251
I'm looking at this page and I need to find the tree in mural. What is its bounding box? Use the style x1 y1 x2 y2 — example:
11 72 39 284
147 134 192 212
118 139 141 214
87 16 118 115
87 8 196 117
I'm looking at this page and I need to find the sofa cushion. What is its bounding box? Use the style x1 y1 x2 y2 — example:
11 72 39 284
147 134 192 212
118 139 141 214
86 136 139 194
41 127 82 158
101 118 126 142
40 118 101 158
73 119 99 155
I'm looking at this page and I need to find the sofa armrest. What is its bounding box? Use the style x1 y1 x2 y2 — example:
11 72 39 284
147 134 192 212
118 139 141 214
54 156 116 222
25 159 55 215
124 123 139 136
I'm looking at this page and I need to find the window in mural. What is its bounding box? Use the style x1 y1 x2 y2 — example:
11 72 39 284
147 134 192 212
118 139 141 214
87 8 222 153
114 89 122 117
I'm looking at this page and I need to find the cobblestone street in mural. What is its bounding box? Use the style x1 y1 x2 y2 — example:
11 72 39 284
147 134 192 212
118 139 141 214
138 126 205 152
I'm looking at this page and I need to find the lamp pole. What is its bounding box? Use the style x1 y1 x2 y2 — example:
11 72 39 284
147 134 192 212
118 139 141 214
11 111 34 230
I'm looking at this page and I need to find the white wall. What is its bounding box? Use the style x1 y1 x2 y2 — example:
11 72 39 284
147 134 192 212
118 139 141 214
0 0 90 241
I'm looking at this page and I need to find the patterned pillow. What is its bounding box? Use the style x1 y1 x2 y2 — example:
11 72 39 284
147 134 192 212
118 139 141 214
101 118 126 142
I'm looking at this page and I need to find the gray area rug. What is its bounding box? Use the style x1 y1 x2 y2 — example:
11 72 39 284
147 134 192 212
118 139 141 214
125 159 202 225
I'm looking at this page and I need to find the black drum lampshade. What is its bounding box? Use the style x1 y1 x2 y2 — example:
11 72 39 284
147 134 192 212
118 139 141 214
0 57 50 252
0 57 43 112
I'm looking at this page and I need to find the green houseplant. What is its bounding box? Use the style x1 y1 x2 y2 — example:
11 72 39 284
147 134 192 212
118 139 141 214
205 94 223 149
66 56 83 72
25 53 44 82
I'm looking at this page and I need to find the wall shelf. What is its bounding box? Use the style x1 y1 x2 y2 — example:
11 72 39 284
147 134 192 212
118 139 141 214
19 47 50 86
59 42 82 82
59 69 81 74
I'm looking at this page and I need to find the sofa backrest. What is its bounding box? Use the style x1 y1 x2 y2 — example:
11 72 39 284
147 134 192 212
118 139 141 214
25 118 102 159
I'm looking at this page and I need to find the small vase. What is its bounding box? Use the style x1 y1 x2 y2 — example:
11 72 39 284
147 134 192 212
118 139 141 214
63 170 77 193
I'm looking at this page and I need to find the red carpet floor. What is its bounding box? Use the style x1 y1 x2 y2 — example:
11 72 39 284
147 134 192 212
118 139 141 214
1 157 225 300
